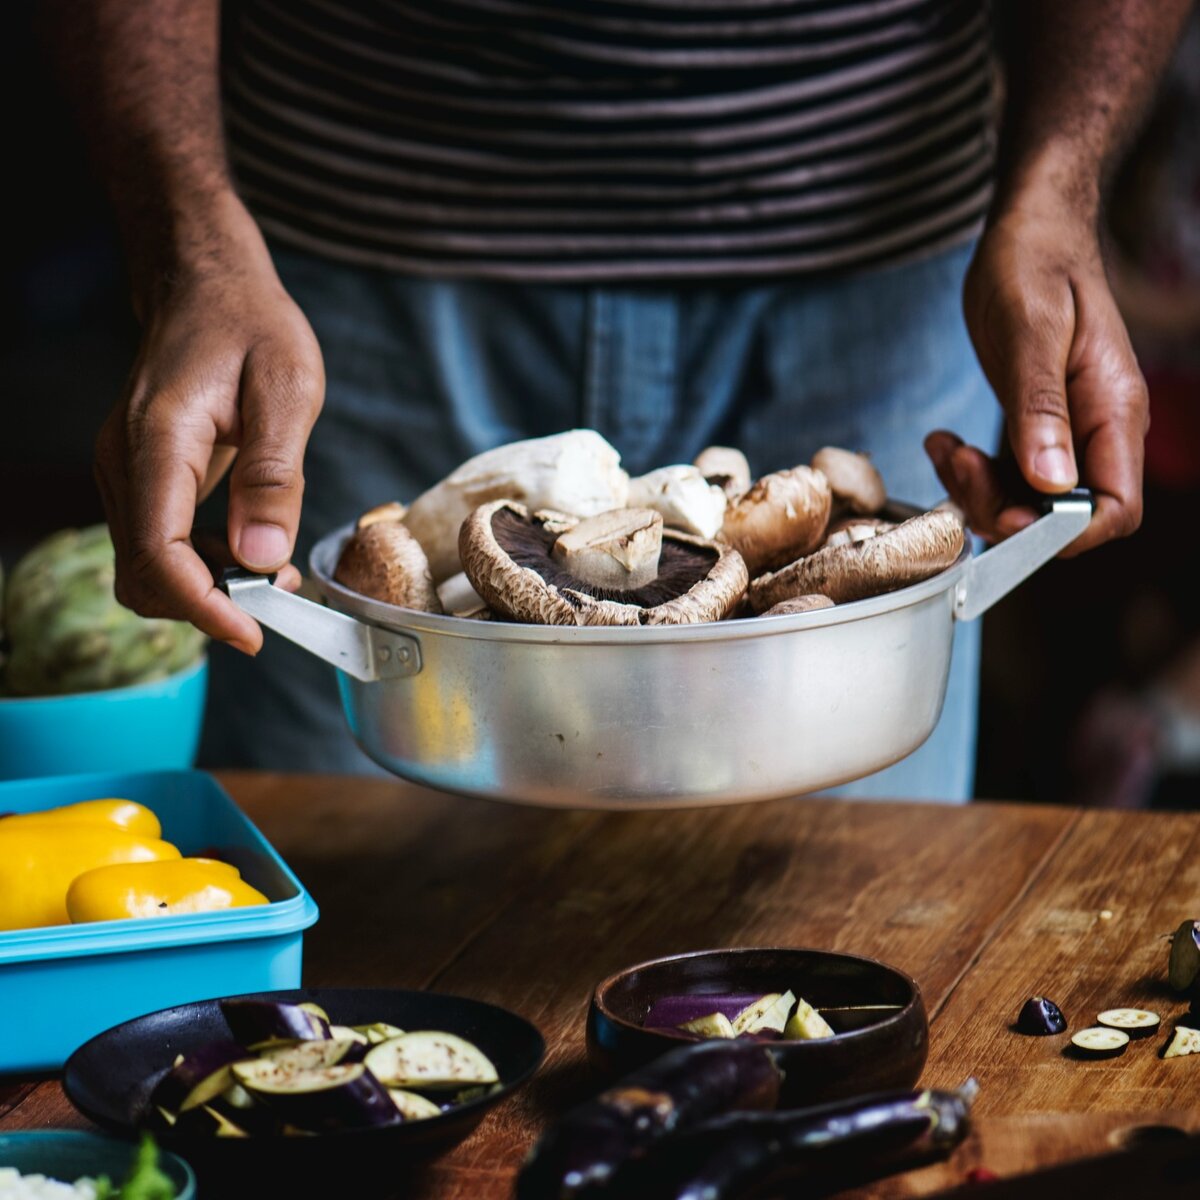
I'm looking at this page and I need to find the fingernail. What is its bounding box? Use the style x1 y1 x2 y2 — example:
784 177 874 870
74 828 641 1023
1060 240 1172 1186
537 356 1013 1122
1034 447 1075 486
238 523 290 570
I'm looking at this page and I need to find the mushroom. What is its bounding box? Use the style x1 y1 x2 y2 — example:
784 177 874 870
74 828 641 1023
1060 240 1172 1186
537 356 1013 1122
760 595 836 617
437 571 489 618
459 501 747 627
356 501 407 530
720 466 832 575
402 430 629 582
822 516 897 549
334 521 443 612
551 508 664 589
625 466 727 539
810 447 887 516
748 509 965 612
693 446 752 501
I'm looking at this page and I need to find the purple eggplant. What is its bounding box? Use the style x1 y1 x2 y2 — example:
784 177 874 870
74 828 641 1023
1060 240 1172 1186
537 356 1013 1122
1169 920 1200 993
1016 996 1067 1036
600 1080 977 1200
643 994 768 1030
231 1060 400 1132
515 1040 782 1200
149 1040 249 1114
220 998 331 1048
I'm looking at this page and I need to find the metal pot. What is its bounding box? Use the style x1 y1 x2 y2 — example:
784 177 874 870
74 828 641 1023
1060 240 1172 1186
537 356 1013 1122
220 495 1090 808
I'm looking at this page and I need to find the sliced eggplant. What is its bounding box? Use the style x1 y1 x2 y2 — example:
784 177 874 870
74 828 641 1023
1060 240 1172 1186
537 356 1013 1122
643 994 768 1030
232 1061 399 1132
209 1083 281 1136
173 1103 251 1138
389 1089 443 1121
783 998 834 1041
353 1022 406 1044
732 991 794 1037
678 1013 736 1039
515 1040 782 1200
1162 1025 1200 1058
1169 920 1200 992
329 1025 370 1046
1070 1027 1130 1058
1016 996 1068 1036
220 998 331 1049
364 1031 499 1090
1097 1008 1159 1038
149 1040 249 1114
259 1038 362 1072
297 1002 330 1021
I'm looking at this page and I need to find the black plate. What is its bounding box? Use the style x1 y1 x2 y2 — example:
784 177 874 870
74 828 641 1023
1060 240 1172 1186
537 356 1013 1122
64 987 543 1193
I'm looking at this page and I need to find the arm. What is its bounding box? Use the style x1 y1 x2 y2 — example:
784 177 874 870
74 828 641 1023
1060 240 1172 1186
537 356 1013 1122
925 0 1192 554
40 0 323 651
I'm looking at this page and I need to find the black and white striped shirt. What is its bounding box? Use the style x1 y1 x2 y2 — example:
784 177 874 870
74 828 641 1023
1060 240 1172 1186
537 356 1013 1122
224 0 996 281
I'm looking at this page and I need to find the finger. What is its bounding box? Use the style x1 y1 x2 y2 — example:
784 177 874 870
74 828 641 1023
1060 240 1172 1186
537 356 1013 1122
123 392 264 653
227 338 324 572
199 444 239 503
924 431 1023 540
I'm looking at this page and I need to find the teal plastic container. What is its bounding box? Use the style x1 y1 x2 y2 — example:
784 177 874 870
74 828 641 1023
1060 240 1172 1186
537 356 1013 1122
0 770 319 1072
0 658 208 780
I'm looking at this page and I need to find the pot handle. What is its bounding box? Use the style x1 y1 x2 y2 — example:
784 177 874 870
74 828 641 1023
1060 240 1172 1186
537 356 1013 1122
953 488 1093 622
196 533 421 682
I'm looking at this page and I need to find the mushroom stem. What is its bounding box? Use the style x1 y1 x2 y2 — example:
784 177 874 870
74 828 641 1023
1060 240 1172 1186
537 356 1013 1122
551 509 664 590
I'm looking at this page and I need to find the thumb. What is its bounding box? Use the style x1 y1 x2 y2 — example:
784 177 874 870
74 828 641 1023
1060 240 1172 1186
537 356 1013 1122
227 341 324 572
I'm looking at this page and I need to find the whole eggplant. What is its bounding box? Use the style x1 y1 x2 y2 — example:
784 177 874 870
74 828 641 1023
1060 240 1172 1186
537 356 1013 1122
604 1079 978 1200
516 1040 782 1200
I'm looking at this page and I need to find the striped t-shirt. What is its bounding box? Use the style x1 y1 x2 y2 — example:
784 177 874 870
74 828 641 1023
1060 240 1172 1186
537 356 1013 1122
223 0 996 282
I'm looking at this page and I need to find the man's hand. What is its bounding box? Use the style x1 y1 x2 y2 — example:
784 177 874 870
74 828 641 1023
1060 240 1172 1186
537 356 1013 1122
94 204 323 653
926 193 1148 556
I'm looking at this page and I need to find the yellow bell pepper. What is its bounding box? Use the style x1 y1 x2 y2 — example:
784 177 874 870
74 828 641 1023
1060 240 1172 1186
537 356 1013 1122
0 825 181 931
66 858 269 923
1 798 162 838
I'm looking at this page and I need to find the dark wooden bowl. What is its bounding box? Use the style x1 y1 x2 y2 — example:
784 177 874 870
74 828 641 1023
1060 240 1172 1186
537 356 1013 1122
588 947 927 1106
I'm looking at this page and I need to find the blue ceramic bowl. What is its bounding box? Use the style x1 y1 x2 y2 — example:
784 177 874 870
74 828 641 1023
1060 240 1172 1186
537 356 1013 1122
0 1131 195 1198
0 657 207 780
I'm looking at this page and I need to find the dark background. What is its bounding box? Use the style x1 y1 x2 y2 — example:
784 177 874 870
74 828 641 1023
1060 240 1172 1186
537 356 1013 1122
4 6 1197 807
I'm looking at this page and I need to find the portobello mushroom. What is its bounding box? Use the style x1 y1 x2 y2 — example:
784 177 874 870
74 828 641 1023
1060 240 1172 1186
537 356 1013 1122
626 466 727 539
811 447 887 516
720 466 832 574
459 501 747 626
693 446 751 501
334 520 442 612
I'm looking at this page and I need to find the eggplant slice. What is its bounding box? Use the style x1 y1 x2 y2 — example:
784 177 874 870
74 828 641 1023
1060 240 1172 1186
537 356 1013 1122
365 1031 500 1090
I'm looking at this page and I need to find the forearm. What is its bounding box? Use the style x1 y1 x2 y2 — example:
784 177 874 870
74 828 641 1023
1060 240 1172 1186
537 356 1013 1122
994 0 1192 222
39 0 261 315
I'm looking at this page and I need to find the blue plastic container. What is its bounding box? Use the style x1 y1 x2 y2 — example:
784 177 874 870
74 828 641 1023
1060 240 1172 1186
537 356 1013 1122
0 658 208 780
0 770 319 1073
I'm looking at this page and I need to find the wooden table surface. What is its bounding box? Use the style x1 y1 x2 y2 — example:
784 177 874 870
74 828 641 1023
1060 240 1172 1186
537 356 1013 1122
3 772 1199 1196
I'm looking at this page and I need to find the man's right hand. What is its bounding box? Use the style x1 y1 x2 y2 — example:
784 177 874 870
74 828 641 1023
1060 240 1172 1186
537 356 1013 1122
94 200 324 654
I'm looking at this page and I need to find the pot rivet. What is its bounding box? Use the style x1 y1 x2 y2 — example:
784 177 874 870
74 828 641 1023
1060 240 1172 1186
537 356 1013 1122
378 646 392 662
398 647 411 662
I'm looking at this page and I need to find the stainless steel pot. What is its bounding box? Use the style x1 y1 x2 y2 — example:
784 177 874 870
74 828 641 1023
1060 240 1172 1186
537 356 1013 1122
220 495 1091 808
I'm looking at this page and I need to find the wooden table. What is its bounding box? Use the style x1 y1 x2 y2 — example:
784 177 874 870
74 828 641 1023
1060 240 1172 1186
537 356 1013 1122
3 773 1199 1196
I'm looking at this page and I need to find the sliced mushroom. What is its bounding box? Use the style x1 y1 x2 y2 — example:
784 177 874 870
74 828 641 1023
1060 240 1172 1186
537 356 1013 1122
551 508 664 589
749 509 965 612
822 516 897 549
760 595 836 617
356 501 407 530
693 447 752 501
721 466 832 575
459 501 747 626
402 430 629 582
810 447 887 516
335 522 443 612
626 466 727 539
436 572 488 618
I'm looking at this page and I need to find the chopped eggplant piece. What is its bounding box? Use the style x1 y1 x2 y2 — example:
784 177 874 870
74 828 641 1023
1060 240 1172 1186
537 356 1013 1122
1097 1008 1160 1038
643 995 768 1031
364 1031 499 1090
209 1083 281 1136
1162 1025 1200 1059
258 1038 363 1071
329 1025 370 1046
149 1040 249 1114
232 1061 399 1132
516 1040 782 1200
1168 920 1200 992
783 998 834 1041
678 1013 736 1039
353 1022 407 1044
174 1103 251 1138
389 1089 443 1121
1016 996 1067 1036
732 991 794 1037
1070 1027 1130 1058
220 998 331 1048
297 1001 330 1021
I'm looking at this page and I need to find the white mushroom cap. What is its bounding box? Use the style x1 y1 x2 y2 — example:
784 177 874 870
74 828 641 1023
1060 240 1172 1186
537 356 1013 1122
459 500 748 627
356 501 407 529
402 430 630 582
810 447 887 515
334 522 443 612
626 465 727 539
694 446 752 500
749 509 965 611
721 466 832 575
